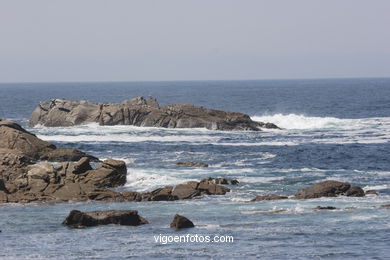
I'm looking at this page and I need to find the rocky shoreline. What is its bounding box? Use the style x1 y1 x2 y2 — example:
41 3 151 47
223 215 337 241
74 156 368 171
29 97 279 131
0 118 384 210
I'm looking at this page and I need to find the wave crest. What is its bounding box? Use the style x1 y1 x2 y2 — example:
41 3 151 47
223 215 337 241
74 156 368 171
251 114 358 130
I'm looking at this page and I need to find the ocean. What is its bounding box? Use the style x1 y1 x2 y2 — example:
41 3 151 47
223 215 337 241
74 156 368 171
0 78 389 259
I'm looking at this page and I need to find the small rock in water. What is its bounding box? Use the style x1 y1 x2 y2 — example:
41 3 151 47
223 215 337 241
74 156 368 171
251 194 288 201
176 161 209 167
365 190 379 195
315 206 337 210
62 210 149 228
380 204 390 209
170 214 194 229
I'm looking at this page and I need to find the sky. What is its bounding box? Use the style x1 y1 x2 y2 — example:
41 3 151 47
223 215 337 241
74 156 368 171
0 0 389 83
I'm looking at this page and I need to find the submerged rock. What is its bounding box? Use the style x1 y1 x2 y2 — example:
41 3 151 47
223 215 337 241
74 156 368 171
365 190 379 195
294 180 365 199
29 97 279 131
251 194 288 201
315 206 337 210
170 214 194 229
176 161 209 167
62 210 149 228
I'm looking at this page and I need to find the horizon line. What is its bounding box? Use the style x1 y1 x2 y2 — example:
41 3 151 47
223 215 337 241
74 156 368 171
0 76 389 85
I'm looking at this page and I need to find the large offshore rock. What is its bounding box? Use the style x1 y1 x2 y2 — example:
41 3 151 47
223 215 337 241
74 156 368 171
29 97 279 131
62 209 149 228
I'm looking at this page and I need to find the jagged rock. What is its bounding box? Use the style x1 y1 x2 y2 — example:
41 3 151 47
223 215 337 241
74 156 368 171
365 190 379 195
251 194 288 201
171 183 201 200
170 214 194 229
143 186 177 201
40 148 99 162
315 206 337 210
294 180 365 199
176 161 209 167
201 177 239 185
29 97 279 131
1 120 233 204
62 210 149 228
82 159 127 188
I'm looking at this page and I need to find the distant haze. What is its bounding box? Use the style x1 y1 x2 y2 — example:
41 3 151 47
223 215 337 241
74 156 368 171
0 0 389 83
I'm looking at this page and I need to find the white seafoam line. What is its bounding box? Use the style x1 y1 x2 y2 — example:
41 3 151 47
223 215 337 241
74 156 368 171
32 114 390 145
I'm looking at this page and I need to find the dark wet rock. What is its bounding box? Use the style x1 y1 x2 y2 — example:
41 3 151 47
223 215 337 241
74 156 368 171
201 177 239 185
251 194 288 201
176 161 209 167
380 204 390 208
170 214 194 229
29 97 279 131
365 190 379 195
40 148 99 162
345 186 365 197
62 209 149 228
294 180 365 199
315 206 337 210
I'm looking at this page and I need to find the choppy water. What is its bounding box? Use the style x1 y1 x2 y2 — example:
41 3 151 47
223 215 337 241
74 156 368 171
0 79 389 259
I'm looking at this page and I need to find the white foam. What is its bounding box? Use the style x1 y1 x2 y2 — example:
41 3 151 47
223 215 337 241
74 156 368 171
363 184 389 191
251 114 359 130
37 134 220 143
239 176 285 183
124 168 196 192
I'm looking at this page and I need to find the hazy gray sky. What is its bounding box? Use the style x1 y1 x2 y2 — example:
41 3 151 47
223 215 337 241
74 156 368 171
0 0 389 82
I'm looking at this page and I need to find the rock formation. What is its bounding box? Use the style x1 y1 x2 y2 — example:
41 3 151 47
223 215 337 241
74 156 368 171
29 97 279 131
170 214 194 229
0 118 97 162
294 180 365 199
0 119 231 203
62 209 149 228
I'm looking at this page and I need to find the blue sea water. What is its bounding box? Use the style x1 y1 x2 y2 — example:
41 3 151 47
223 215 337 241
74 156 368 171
0 78 389 259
